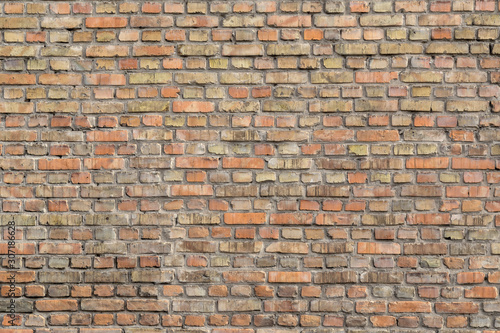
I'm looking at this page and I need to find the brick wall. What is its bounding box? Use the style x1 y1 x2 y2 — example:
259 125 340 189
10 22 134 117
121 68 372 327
1 0 500 331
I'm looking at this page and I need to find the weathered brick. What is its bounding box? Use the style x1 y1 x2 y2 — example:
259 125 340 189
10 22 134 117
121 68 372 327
355 100 399 112
175 72 217 85
131 270 174 283
129 73 172 84
178 44 218 56
39 272 81 284
221 241 263 253
404 243 448 255
218 299 261 311
86 45 129 57
426 42 469 54
223 271 265 283
358 242 401 254
86 17 128 28
81 300 125 312
388 301 432 313
435 302 479 314
314 271 357 284
128 101 169 112
360 272 404 284
267 44 310 56
172 300 216 312
360 15 404 26
312 242 354 253
336 43 378 55
36 300 78 312
222 44 264 56
264 300 308 312
224 213 266 224
0 17 38 29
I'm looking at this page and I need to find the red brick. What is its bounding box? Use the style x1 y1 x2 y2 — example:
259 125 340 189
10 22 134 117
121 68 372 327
222 157 264 169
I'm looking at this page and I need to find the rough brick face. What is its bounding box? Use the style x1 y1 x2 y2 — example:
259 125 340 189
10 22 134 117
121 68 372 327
0 0 499 331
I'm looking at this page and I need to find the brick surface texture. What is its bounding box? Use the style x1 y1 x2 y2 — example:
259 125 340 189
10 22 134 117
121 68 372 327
1 0 500 332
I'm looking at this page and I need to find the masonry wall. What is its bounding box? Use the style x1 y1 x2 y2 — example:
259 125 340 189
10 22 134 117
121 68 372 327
0 0 500 332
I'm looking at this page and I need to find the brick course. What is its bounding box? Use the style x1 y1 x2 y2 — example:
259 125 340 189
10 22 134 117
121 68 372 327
0 0 500 331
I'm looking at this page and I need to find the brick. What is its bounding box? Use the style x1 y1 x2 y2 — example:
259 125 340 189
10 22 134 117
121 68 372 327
176 157 218 169
447 100 489 112
133 46 174 56
357 130 400 142
81 300 125 312
0 17 38 29
314 271 357 284
315 15 357 27
86 17 128 28
223 271 265 283
268 272 311 283
313 130 354 142
85 74 126 86
131 270 174 283
265 242 308 254
264 300 307 312
39 242 81 254
407 157 449 169
128 101 169 113
419 14 462 25
131 16 173 27
39 159 80 170
175 72 217 85
312 242 353 254
452 158 495 170
360 271 404 284
267 44 310 55
86 45 129 57
222 44 264 56
336 43 378 55
218 299 261 312
380 43 424 54
401 100 444 112
360 15 404 26
224 213 266 225
311 72 353 84
129 73 172 84
426 42 469 54
87 130 128 142
356 71 398 83
36 300 78 312
407 272 449 284
457 272 485 284
178 44 219 56
171 185 213 196
357 242 401 254
435 302 479 314
407 213 450 225
173 101 214 113
404 243 448 255
0 74 36 85
355 100 399 112
270 213 313 225
39 74 82 85
127 300 169 311
388 301 432 313
356 301 386 313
